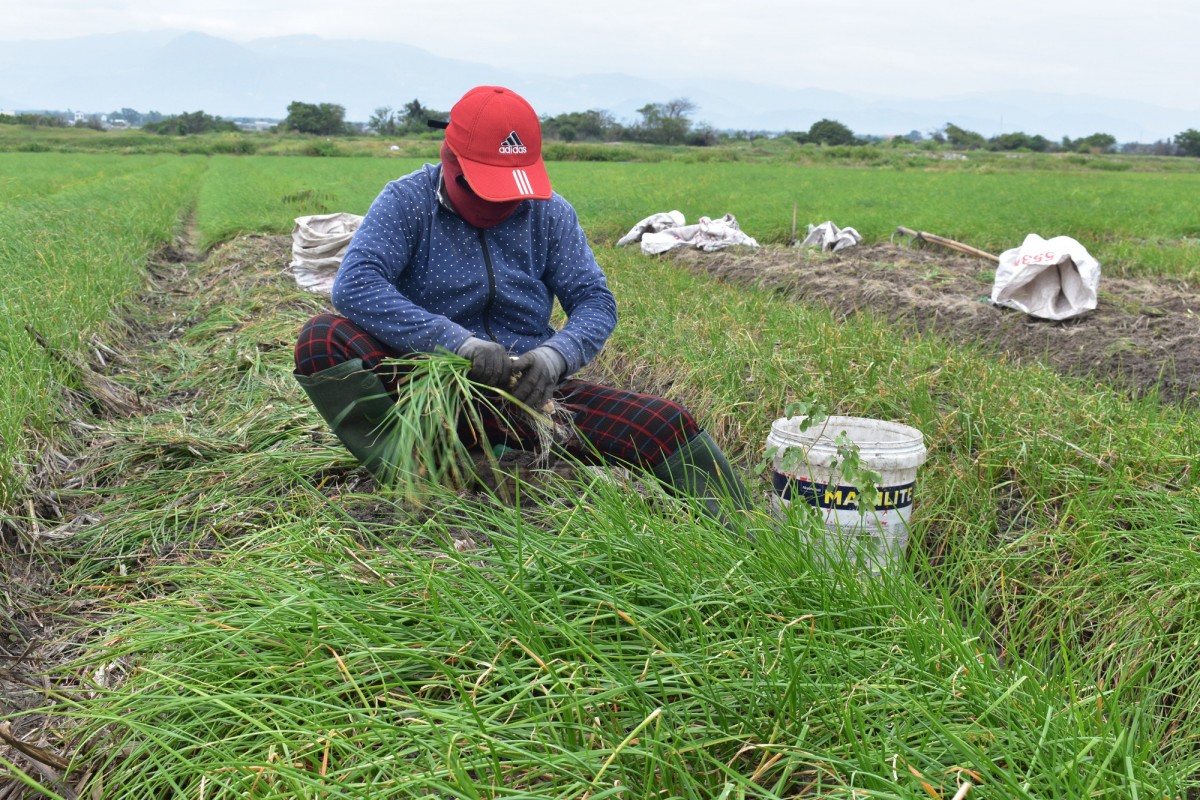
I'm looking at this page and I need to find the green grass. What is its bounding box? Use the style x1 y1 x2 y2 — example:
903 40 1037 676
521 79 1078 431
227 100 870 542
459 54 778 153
54 489 1171 797
2 151 1200 797
0 153 174 210
195 157 422 249
553 162 1200 280
0 155 205 508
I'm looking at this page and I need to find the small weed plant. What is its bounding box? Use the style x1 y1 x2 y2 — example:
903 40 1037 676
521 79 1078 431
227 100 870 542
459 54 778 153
763 397 884 513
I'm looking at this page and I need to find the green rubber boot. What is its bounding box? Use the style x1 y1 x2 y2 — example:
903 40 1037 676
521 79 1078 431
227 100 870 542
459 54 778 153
651 432 752 519
294 359 399 483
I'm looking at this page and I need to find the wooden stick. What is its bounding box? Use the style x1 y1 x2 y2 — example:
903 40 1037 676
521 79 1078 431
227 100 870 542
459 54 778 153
0 721 72 770
894 226 1000 262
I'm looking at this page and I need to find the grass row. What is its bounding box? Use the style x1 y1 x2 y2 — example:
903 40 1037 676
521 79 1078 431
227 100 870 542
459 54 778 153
0 153 172 211
0 155 204 509
51 495 1170 797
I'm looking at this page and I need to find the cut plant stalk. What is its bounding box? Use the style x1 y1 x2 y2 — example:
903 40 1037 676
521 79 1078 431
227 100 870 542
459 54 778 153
372 351 565 506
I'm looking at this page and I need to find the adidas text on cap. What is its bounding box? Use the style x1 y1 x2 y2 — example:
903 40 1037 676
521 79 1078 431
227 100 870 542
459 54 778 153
445 86 552 202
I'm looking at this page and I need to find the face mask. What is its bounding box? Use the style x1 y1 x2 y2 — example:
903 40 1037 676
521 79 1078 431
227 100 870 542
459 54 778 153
440 141 521 228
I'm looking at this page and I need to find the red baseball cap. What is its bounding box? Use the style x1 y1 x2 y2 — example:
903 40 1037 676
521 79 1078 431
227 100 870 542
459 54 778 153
445 86 552 202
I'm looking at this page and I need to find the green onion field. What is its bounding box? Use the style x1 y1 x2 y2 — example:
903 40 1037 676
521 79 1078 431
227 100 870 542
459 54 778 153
1 144 1199 798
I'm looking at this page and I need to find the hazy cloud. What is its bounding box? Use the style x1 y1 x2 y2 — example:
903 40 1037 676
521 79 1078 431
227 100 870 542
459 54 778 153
3 0 1198 110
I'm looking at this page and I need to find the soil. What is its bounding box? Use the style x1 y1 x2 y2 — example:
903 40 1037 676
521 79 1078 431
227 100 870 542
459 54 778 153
674 242 1200 406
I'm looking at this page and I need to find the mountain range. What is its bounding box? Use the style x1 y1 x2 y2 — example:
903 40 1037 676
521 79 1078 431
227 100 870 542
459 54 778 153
1 30 1195 143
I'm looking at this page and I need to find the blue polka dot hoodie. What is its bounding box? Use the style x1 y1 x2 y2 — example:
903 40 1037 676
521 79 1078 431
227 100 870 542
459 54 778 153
332 163 617 376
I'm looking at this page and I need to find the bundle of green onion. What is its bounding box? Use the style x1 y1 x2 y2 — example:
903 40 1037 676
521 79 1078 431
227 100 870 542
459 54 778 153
372 352 570 505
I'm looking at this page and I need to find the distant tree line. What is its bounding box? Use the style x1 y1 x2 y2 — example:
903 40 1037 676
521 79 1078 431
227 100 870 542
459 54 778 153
366 100 448 136
105 107 165 126
0 106 166 129
0 112 69 127
778 119 1100 152
143 110 238 135
539 99 718 146
4 98 1200 157
920 123 1119 154
367 97 716 146
788 119 860 146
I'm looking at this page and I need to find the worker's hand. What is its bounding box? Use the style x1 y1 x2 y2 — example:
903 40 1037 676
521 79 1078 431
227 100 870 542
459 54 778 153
456 337 512 388
510 347 565 410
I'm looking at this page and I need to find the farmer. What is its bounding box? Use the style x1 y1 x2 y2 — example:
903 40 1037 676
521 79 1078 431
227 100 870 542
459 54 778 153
293 85 749 516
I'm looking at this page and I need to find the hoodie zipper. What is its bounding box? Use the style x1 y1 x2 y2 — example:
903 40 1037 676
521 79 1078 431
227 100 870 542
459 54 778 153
476 229 499 343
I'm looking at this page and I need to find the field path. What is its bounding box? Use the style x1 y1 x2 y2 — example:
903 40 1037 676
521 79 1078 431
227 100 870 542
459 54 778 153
676 244 1200 405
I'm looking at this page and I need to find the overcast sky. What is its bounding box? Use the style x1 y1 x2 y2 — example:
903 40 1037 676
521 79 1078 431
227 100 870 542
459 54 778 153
5 0 1198 110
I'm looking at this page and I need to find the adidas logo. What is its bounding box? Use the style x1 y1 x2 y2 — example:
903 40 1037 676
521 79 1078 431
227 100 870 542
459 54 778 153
498 131 528 155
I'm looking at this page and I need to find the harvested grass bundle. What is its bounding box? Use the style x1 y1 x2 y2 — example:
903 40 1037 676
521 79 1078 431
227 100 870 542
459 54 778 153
373 352 571 505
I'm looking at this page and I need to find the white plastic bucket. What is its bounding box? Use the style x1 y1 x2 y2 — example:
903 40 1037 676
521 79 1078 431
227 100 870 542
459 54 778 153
768 416 927 573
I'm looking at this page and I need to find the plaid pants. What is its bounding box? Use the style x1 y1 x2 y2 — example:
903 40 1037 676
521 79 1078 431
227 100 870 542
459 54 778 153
295 314 699 469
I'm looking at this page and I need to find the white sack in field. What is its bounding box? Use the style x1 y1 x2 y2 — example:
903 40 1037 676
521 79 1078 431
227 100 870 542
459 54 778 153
619 211 759 254
799 220 863 252
290 213 364 294
991 233 1100 321
617 210 687 246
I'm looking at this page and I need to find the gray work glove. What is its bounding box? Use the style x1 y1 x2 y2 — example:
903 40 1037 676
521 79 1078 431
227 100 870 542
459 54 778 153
510 346 566 410
456 337 512 388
